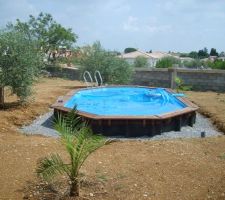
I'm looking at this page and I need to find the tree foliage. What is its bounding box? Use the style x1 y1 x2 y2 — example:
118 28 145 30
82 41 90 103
183 48 210 59
179 53 189 57
188 51 199 59
37 109 106 197
198 47 209 59
0 30 43 102
156 57 181 68
9 12 77 61
206 59 225 70
182 59 207 68
210 48 219 57
77 42 133 84
124 47 137 54
134 56 148 68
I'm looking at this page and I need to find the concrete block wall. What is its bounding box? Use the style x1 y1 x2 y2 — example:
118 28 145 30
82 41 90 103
133 68 225 92
46 66 80 80
46 66 225 92
132 68 170 88
177 69 225 91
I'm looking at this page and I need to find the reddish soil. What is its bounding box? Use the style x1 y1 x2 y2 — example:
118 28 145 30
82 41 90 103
0 78 225 200
186 91 225 133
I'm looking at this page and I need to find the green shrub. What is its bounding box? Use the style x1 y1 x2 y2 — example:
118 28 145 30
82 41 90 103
207 60 225 70
56 56 69 64
77 42 133 84
183 59 207 68
156 57 181 68
174 76 192 92
134 56 148 68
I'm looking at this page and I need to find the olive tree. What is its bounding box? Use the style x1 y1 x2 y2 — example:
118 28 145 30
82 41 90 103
77 41 133 84
156 57 181 68
0 30 43 105
134 56 148 68
9 12 77 62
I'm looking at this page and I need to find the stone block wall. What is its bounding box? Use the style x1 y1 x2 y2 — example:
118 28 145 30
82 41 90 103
177 69 225 91
46 66 80 80
133 68 225 92
46 66 225 92
132 68 170 88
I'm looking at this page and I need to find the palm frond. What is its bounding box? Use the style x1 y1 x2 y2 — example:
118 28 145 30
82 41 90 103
54 106 86 137
54 111 75 136
65 106 86 130
71 127 106 173
37 153 70 181
54 114 78 160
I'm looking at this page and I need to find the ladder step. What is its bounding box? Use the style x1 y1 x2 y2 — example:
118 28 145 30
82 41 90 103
83 70 103 87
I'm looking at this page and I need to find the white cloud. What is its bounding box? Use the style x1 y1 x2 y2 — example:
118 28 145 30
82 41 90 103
145 25 172 33
0 0 38 26
123 16 172 34
102 0 131 13
0 0 225 52
123 16 139 32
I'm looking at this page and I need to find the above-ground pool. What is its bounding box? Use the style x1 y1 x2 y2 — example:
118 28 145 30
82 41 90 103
64 87 186 116
52 86 198 137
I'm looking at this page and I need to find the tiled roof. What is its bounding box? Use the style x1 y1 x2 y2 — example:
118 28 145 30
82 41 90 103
118 50 154 58
147 51 171 59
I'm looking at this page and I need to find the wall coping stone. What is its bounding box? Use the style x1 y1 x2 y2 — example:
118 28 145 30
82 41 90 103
134 68 225 74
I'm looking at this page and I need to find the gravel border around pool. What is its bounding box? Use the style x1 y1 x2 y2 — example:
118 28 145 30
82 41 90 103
20 110 222 140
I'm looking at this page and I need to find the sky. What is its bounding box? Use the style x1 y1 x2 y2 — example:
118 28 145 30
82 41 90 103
0 0 225 52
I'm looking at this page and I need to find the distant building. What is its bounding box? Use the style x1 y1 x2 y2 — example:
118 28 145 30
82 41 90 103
209 56 218 62
201 56 219 62
118 50 152 66
179 57 194 62
118 50 173 67
118 50 197 67
218 57 225 61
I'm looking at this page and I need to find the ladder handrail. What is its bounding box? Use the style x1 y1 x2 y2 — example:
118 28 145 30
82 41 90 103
94 70 103 86
83 71 93 87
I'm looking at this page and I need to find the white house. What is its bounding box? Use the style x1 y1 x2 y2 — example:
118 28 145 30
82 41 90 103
118 50 156 67
118 50 174 67
218 57 225 61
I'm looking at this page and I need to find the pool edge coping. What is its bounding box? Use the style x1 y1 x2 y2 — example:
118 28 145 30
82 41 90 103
51 85 199 120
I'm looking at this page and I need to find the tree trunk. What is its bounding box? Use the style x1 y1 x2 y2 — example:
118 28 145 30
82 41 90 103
48 52 52 63
70 180 79 197
0 86 4 107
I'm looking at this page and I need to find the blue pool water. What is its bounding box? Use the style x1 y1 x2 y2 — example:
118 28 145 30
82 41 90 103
64 87 186 116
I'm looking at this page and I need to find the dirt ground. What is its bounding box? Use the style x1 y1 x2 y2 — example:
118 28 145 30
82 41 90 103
0 78 225 200
186 91 225 133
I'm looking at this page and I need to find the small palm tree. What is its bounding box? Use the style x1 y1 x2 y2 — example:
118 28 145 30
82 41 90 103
36 109 106 197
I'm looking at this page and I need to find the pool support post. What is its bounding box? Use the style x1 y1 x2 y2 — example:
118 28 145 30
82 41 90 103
174 117 182 131
188 112 196 127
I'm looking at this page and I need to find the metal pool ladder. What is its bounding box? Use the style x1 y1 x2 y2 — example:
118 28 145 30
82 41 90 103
83 71 93 87
83 70 103 87
94 70 103 86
